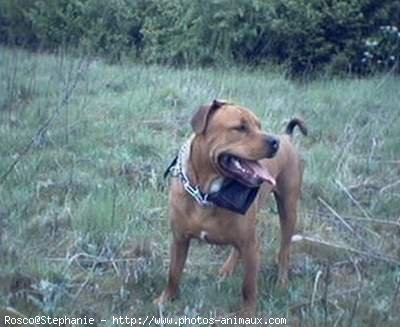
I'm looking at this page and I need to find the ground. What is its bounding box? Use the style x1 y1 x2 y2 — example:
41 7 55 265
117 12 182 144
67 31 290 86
0 46 399 326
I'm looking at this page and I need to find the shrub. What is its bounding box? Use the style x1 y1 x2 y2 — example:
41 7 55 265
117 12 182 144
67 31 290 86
0 0 145 61
266 0 399 75
79 0 144 61
361 25 400 73
0 0 37 46
140 0 400 74
27 0 87 48
140 0 268 65
0 0 399 75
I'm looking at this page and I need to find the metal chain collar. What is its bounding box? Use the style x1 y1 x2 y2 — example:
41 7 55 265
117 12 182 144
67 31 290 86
172 135 213 206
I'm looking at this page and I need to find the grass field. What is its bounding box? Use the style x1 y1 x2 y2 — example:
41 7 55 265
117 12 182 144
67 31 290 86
0 46 399 326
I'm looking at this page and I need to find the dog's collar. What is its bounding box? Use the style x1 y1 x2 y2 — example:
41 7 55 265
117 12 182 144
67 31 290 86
168 135 213 206
164 136 260 215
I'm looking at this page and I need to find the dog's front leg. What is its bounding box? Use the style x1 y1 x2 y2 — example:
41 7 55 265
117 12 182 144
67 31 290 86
154 236 190 305
240 240 260 316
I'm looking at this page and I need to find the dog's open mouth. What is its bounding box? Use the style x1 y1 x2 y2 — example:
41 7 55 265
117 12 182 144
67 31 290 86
218 154 276 187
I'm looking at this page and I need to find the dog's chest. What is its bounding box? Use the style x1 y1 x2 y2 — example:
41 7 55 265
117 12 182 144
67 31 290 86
192 227 228 245
184 211 238 245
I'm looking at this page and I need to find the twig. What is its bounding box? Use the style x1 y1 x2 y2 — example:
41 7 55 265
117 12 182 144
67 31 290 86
354 157 399 165
367 137 377 173
0 56 89 184
291 288 358 312
311 270 323 308
334 310 345 327
64 252 92 271
73 269 93 301
73 245 106 301
323 264 331 327
111 260 120 277
305 210 400 226
333 180 384 240
348 178 378 191
292 234 400 265
342 216 400 226
335 179 371 219
375 61 398 90
158 303 165 327
379 179 400 194
46 256 144 263
318 197 354 233
389 277 400 317
111 180 117 226
317 198 383 252
348 257 362 327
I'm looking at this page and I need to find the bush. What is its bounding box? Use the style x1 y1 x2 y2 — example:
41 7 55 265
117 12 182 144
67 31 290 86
271 0 400 75
137 0 400 74
140 0 270 65
361 25 400 73
0 0 145 61
266 0 368 74
0 0 399 75
0 0 37 46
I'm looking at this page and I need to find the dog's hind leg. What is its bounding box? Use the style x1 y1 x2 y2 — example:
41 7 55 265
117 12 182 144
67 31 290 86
274 170 301 288
219 236 262 278
219 247 240 278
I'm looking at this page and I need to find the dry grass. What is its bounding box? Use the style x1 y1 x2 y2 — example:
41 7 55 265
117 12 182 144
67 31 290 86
0 46 399 326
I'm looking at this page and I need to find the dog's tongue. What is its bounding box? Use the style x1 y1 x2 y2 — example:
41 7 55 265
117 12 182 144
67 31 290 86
246 161 276 186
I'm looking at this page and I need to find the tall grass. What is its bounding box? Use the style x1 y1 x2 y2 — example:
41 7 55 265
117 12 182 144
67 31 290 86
0 46 399 326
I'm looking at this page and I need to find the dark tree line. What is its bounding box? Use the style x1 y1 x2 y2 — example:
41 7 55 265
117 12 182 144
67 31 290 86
1 0 399 75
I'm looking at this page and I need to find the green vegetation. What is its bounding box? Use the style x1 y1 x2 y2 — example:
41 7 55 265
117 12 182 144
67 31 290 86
0 46 399 326
1 0 399 75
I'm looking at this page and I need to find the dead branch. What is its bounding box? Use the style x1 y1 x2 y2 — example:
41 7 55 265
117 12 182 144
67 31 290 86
305 210 400 227
316 199 387 253
292 234 400 266
335 179 371 219
379 179 400 194
0 56 90 185
311 270 323 308
318 197 354 232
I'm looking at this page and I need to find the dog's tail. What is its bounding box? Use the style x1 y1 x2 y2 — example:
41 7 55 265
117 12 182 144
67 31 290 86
285 118 308 137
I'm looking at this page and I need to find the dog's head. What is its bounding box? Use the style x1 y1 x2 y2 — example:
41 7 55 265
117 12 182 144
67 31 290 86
191 99 279 187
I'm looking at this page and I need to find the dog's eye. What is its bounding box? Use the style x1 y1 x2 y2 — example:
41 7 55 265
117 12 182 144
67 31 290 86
233 124 247 132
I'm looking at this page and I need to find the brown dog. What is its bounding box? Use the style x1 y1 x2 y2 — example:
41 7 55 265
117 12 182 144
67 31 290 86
155 100 307 315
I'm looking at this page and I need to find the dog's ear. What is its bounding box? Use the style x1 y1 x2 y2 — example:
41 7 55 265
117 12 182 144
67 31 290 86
191 99 227 134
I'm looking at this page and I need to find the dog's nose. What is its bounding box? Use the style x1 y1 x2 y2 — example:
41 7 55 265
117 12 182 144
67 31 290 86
266 136 280 154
